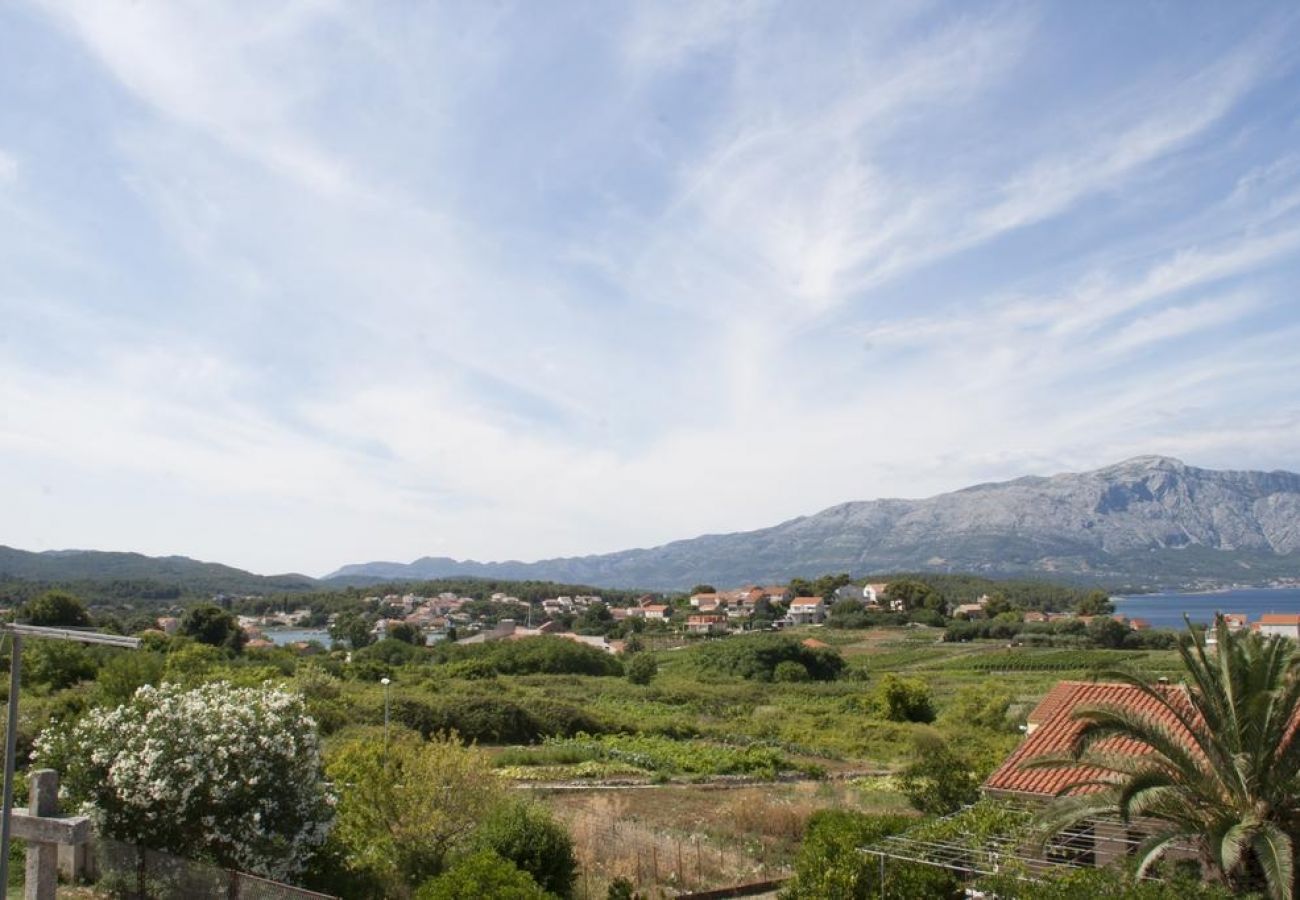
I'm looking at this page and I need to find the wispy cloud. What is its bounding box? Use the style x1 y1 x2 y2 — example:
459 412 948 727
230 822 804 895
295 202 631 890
2 1 1299 574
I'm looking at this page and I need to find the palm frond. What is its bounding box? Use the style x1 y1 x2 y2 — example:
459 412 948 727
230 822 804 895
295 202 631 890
1251 821 1294 900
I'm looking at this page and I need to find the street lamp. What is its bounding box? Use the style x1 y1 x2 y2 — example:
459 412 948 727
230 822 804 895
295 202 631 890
381 677 391 759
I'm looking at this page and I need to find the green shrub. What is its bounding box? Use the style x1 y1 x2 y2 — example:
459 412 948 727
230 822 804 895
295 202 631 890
781 810 953 899
415 850 548 900
899 733 980 815
691 634 844 682
940 685 1015 731
387 695 605 744
472 799 576 896
627 653 658 685
872 674 935 723
774 660 810 682
433 636 624 677
975 864 1240 899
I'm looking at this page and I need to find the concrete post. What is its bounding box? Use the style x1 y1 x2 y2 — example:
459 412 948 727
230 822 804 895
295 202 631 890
25 770 58 900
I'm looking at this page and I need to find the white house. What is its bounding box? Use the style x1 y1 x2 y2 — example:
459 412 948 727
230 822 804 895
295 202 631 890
1255 614 1300 640
786 597 826 625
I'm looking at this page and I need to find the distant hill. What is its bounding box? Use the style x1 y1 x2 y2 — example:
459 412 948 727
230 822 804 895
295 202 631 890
0 546 317 597
326 457 1300 590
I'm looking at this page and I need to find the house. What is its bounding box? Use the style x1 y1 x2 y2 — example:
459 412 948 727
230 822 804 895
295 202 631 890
983 680 1202 869
686 614 728 635
1254 614 1300 640
691 594 723 613
1222 613 1248 631
641 604 671 621
786 597 826 625
863 582 890 604
763 585 790 603
954 602 986 618
1023 611 1049 623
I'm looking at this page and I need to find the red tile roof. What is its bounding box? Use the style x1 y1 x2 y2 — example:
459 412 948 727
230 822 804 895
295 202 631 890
1258 614 1300 626
984 681 1196 798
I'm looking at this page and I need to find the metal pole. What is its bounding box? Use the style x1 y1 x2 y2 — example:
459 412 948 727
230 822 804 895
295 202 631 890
1 634 22 891
381 677 391 761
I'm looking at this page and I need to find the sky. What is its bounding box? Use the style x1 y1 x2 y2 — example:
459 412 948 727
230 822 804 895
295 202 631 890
2 1 1300 577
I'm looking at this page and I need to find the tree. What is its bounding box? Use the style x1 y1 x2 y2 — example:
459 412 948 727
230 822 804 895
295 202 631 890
884 579 942 613
689 585 717 595
1086 615 1130 649
983 592 1012 617
1033 615 1300 898
21 590 89 627
787 578 814 598
324 729 503 894
180 604 246 652
1076 589 1114 616
576 601 614 635
25 640 98 690
331 612 375 649
900 733 980 815
34 682 332 880
811 573 852 599
388 622 421 645
627 653 658 685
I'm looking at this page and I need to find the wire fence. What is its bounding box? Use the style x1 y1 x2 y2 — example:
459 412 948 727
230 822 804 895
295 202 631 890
89 839 337 900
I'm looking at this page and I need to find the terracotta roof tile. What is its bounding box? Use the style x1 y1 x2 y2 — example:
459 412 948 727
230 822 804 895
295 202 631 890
985 681 1196 798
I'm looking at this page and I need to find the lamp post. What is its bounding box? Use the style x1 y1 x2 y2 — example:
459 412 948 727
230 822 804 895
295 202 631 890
381 677 391 760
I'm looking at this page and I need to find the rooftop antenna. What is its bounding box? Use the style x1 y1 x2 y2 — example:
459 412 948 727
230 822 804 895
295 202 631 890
0 624 140 889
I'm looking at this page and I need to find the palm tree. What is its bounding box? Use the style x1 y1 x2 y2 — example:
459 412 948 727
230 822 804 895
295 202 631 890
1031 614 1300 899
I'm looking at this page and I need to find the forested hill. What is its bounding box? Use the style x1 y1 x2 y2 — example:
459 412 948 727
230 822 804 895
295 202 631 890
0 546 316 601
327 456 1300 591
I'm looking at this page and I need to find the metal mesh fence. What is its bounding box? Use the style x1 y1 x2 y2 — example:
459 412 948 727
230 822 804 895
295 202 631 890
90 839 337 900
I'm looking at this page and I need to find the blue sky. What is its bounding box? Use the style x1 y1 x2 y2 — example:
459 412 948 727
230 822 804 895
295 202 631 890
2 1 1299 576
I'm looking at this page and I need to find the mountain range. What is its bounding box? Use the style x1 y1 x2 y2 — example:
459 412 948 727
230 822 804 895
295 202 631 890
5 457 1299 595
327 456 1300 590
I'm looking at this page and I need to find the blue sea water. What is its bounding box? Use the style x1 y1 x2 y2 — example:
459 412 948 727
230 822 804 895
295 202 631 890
264 627 331 646
1112 588 1300 630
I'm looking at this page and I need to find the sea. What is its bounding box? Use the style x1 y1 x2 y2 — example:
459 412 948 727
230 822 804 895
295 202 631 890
263 627 332 647
1112 587 1300 630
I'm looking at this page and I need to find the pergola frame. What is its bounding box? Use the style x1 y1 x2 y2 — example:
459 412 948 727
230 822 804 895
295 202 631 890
859 803 1198 885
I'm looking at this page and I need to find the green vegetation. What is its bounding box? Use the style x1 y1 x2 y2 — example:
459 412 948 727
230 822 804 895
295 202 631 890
519 733 793 779
431 636 624 678
20 589 90 626
0 575 1259 898
689 633 845 681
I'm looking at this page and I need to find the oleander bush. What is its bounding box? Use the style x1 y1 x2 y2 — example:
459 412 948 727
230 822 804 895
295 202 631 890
35 682 332 880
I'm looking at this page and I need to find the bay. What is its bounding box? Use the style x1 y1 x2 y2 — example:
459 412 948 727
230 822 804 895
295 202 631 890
263 627 332 647
1112 587 1300 630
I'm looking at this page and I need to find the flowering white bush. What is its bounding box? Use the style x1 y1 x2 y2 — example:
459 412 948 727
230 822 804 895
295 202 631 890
34 682 333 880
